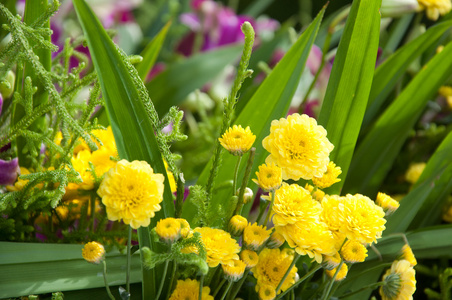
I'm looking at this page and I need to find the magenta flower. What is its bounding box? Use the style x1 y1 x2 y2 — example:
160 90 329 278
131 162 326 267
0 157 19 186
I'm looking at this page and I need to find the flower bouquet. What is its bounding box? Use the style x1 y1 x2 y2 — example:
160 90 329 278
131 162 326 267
1 0 452 299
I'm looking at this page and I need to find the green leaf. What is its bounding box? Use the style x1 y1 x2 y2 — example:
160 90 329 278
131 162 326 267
181 7 326 226
363 20 452 130
147 44 243 117
73 0 175 298
0 242 141 298
384 130 452 233
317 0 381 194
343 41 452 197
136 21 171 81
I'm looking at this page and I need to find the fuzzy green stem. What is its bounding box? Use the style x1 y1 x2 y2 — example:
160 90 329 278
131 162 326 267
235 148 255 215
321 260 344 300
262 191 276 226
198 275 205 300
166 262 178 300
205 22 255 198
276 253 300 294
126 226 132 294
219 280 234 300
102 260 116 300
232 155 242 196
156 260 170 300
338 281 385 299
275 264 322 300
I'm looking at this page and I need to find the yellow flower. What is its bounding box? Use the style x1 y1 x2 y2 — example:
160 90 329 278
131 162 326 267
312 161 342 189
304 183 325 202
325 263 348 281
169 278 213 300
90 146 118 177
439 86 452 109
266 231 285 249
242 187 254 204
262 113 334 181
341 240 368 263
219 125 256 155
271 183 322 227
376 192 400 215
322 252 341 270
228 215 248 236
177 218 191 238
164 160 177 193
253 248 298 294
400 245 417 267
321 194 386 244
69 150 95 190
243 222 272 251
74 126 118 155
417 0 451 20
405 162 426 184
252 163 282 192
240 250 259 269
82 241 105 264
156 218 181 243
222 259 246 282
194 227 240 268
276 222 336 263
380 260 416 300
258 284 276 300
6 167 31 192
97 160 164 229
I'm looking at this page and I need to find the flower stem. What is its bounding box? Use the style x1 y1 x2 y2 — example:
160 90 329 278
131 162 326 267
90 193 96 231
232 155 242 196
235 148 256 215
321 260 344 300
213 278 227 297
275 264 322 300
276 253 300 294
338 281 385 299
102 260 115 300
165 262 177 300
199 275 205 300
155 260 169 300
175 175 185 218
227 270 250 300
262 191 275 226
219 281 234 300
126 226 132 294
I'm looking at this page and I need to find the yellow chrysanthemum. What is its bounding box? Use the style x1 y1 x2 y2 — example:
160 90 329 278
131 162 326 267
82 241 105 264
177 218 191 238
341 240 368 263
252 163 282 192
74 126 117 155
376 192 400 215
276 222 336 263
193 227 240 268
97 160 164 229
169 278 213 300
417 0 451 20
156 218 181 243
69 150 95 190
219 125 256 155
400 245 417 267
266 231 285 249
90 146 118 177
322 252 341 270
321 194 386 244
243 222 272 251
312 161 342 189
240 250 259 269
271 183 322 227
164 160 177 193
228 215 248 236
222 259 246 282
262 113 334 181
304 183 325 202
258 284 276 300
252 248 298 294
380 260 416 300
439 86 452 109
405 162 426 184
325 263 348 281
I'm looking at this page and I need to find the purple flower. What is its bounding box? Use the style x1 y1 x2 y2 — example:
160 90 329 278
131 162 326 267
0 157 19 186
0 93 3 116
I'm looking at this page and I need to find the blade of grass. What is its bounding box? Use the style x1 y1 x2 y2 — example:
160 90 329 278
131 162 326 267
317 0 381 194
